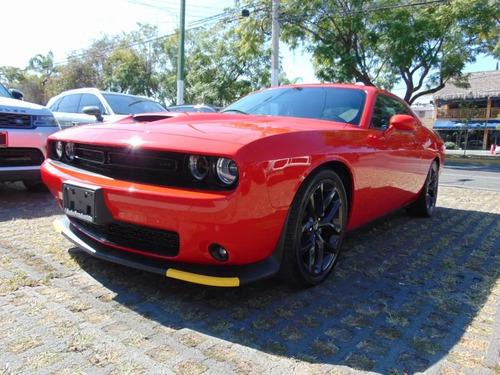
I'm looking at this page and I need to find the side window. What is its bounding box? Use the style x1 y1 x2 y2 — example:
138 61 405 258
79 94 105 114
48 97 63 111
56 94 82 114
371 95 411 129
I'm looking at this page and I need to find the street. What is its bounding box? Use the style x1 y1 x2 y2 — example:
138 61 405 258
441 161 500 192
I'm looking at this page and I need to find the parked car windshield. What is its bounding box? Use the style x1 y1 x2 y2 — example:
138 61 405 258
222 87 367 125
102 93 166 115
0 83 12 98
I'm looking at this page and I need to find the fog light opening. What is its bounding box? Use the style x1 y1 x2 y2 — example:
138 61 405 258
209 244 229 262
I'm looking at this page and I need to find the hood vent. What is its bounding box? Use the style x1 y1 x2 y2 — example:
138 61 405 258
132 113 175 123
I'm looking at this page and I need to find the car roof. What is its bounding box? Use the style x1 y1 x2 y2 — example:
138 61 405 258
52 88 148 98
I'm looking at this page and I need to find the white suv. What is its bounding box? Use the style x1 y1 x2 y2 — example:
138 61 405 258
46 88 167 128
0 83 60 190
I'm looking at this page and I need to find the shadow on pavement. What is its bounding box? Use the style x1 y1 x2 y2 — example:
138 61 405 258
69 205 500 374
0 182 60 222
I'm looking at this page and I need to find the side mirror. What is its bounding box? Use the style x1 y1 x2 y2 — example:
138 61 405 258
10 89 24 100
389 114 417 131
82 106 104 122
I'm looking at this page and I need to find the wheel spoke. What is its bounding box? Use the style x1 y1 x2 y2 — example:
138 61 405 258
300 233 315 253
313 185 325 219
314 235 325 273
322 188 336 212
302 218 314 233
321 198 340 224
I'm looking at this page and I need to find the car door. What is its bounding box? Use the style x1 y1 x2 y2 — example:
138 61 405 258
365 94 423 215
51 93 101 128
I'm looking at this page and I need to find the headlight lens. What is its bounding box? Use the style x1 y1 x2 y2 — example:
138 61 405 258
216 158 238 185
188 155 209 180
33 115 59 127
65 142 75 161
54 141 64 160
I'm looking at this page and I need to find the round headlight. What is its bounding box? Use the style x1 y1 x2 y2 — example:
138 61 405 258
188 155 209 181
54 141 64 160
65 142 75 161
216 158 238 185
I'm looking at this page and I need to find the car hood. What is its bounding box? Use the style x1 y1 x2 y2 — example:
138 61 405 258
0 96 53 115
50 113 347 155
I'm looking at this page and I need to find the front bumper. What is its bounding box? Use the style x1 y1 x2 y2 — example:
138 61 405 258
0 165 41 182
54 216 282 287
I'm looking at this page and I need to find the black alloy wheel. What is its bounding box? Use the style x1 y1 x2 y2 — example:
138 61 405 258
280 169 348 286
408 161 439 217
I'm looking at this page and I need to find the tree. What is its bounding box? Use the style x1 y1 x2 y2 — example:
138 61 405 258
0 13 279 107
256 0 500 104
184 23 271 106
104 24 164 97
0 55 55 104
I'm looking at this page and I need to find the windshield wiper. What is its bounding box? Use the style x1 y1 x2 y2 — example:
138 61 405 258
221 109 248 115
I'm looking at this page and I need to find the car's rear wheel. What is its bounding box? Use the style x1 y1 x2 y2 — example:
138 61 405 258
407 161 439 217
279 169 348 287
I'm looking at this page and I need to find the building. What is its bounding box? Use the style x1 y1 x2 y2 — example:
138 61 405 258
411 101 434 128
433 70 500 150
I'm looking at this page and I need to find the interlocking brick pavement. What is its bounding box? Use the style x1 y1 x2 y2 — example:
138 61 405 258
0 182 499 374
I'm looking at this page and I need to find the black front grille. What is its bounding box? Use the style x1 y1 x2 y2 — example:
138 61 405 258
0 148 44 167
72 218 180 258
59 143 187 187
50 142 236 190
0 113 32 128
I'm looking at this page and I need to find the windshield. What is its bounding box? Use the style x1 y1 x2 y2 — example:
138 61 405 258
0 83 12 98
222 87 366 125
103 93 166 115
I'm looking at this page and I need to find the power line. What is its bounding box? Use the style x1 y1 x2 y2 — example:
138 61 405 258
51 0 448 67
52 3 257 67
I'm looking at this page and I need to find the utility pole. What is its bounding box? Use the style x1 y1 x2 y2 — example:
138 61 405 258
271 0 280 87
176 0 186 105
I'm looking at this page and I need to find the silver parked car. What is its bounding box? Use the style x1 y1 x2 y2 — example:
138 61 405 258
0 83 60 190
46 88 167 128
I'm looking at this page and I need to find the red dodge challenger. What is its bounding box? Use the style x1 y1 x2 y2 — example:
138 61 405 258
41 84 445 287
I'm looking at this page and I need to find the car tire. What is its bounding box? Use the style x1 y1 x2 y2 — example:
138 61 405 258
407 161 439 217
23 180 48 192
279 169 348 287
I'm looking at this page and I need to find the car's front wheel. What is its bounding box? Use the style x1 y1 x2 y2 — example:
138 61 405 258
279 169 348 287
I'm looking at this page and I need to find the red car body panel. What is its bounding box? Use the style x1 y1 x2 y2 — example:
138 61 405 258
41 84 445 286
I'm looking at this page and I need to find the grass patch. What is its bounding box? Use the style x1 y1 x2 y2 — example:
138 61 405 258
309 339 339 357
8 335 43 354
26 350 63 371
172 360 208 375
408 337 442 355
146 346 178 362
204 344 236 362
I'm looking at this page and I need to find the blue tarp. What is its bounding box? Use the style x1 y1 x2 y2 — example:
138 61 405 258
433 120 500 130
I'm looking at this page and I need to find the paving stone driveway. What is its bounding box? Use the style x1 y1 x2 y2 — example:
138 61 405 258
0 182 498 375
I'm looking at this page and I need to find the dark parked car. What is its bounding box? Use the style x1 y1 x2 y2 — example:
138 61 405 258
460 140 483 150
168 104 220 113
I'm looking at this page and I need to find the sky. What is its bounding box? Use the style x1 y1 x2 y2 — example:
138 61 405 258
3 0 498 102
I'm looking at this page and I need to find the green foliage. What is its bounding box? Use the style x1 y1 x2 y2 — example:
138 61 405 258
445 142 457 150
0 16 274 107
184 23 271 106
275 0 499 104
